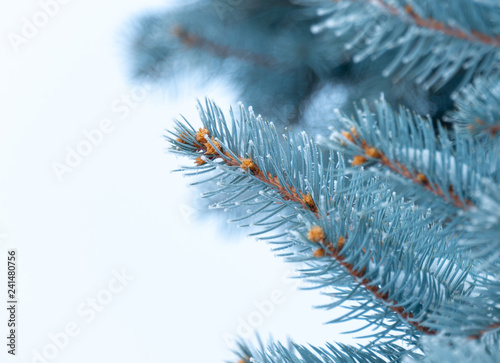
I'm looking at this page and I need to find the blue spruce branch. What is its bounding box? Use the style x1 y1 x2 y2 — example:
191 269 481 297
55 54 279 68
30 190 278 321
446 75 500 138
301 0 500 95
167 101 499 354
231 335 422 362
318 96 500 274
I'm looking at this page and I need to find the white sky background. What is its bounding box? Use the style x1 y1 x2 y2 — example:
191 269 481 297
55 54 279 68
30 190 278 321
0 1 359 362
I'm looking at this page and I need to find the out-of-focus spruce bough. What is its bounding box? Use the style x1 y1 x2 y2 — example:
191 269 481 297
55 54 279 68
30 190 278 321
127 0 500 361
303 0 500 96
128 0 452 126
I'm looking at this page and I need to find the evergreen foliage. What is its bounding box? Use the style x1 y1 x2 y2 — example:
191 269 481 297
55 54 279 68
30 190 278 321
126 0 500 361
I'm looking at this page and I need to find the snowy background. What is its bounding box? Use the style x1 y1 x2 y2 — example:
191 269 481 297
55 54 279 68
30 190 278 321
1 1 354 361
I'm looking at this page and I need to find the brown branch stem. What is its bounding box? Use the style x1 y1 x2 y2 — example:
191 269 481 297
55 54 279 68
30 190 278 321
187 128 435 335
358 0 500 48
180 128 496 340
187 129 319 215
318 238 437 335
343 129 473 210
468 322 500 340
171 25 277 68
378 154 472 210
469 118 500 137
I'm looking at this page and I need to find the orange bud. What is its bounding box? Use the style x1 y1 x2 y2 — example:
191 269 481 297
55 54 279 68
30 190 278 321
365 147 380 159
337 236 345 250
313 248 326 258
195 157 206 166
195 128 209 143
341 131 354 143
176 132 188 144
351 155 368 166
240 158 258 173
307 226 325 243
204 137 221 155
303 193 316 210
416 173 428 184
